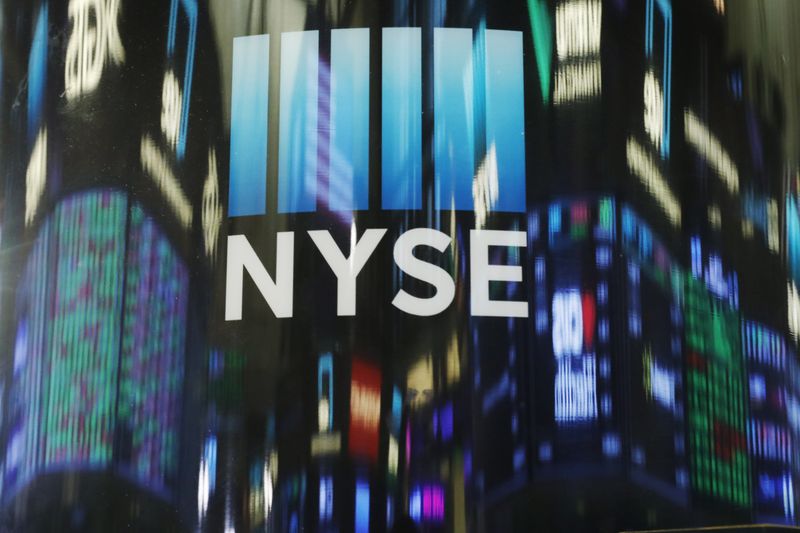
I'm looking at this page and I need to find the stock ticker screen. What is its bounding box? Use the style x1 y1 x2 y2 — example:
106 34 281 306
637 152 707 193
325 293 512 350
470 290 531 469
530 199 616 467
623 206 688 499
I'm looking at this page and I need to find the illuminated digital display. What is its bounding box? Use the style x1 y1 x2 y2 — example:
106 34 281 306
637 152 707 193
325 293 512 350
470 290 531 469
409 484 445 524
43 192 128 470
684 275 750 507
355 479 370 533
319 475 333 522
554 354 596 422
390 387 403 435
6 225 53 488
140 134 193 228
627 0 677 237
689 236 739 309
644 69 664 152
137 0 198 233
743 322 787 372
789 281 800 342
552 290 584 357
622 206 675 281
25 128 47 227
437 403 453 442
645 0 672 158
531 199 616 468
202 148 223 262
198 435 217 520
742 192 780 253
788 195 800 286
118 204 188 491
553 0 602 104
349 359 381 462
388 436 399 477
626 136 681 226
248 459 268 528
749 421 791 463
547 198 615 247
546 199 613 428
165 0 198 160
743 321 798 521
756 472 795 522
527 0 553 103
624 207 687 495
64 0 126 101
643 347 677 411
318 353 334 432
552 289 597 422
7 190 188 497
27 4 47 141
684 109 740 195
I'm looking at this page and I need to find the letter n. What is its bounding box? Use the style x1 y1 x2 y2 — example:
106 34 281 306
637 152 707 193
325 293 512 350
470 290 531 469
225 233 294 320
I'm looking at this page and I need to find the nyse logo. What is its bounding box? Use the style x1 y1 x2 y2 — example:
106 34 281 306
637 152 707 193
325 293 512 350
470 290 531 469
225 28 531 321
227 27 526 216
225 229 529 320
64 0 125 101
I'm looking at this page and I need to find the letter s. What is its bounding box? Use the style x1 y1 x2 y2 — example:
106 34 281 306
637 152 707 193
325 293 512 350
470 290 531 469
392 228 455 317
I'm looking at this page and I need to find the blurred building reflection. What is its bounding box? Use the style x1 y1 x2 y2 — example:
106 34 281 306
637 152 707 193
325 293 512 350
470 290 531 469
4 0 800 532
7 191 188 499
0 0 222 530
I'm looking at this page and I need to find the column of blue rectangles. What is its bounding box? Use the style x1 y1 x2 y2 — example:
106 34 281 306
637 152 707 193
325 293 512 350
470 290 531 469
484 30 526 212
278 31 319 213
382 28 422 211
228 34 269 217
433 28 475 211
329 28 370 212
228 28 525 216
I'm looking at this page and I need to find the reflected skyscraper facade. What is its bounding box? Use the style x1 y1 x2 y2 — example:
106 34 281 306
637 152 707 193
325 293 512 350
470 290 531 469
0 0 222 530
2 1 800 532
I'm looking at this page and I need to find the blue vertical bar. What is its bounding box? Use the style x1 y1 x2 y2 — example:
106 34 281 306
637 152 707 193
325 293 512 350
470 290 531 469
382 28 421 211
434 28 474 211
485 30 526 212
27 4 47 143
278 31 319 213
660 0 672 159
645 0 654 56
355 479 370 533
168 0 198 160
317 353 333 429
330 28 370 211
228 34 269 217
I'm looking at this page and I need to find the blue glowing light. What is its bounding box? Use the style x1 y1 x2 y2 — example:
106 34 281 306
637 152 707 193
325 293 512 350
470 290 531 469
167 0 198 160
278 31 319 213
382 28 421 210
645 0 672 159
229 35 269 217
355 479 370 533
330 28 370 211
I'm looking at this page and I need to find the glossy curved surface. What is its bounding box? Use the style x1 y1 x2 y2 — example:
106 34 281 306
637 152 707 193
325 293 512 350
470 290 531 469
2 1 800 532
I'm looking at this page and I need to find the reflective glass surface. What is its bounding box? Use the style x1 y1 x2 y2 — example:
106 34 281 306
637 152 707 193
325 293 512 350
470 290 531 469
2 1 800 532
